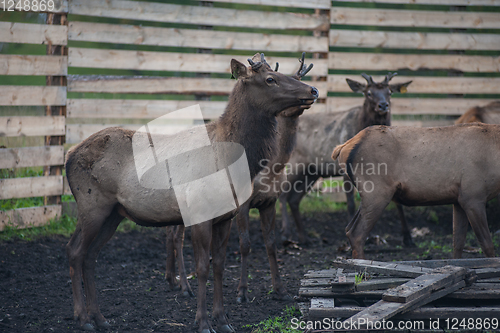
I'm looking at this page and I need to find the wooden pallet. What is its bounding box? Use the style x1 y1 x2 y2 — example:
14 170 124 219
299 259 500 331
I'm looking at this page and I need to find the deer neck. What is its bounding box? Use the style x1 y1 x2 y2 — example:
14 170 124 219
217 96 278 179
272 115 300 167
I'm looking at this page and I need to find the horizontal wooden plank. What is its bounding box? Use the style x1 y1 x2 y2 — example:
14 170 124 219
446 282 500 299
329 52 500 73
0 205 62 231
0 86 66 106
210 0 331 9
0 55 67 75
0 176 63 200
335 0 500 6
331 7 500 29
326 97 499 116
68 48 329 75
0 146 64 169
5 0 68 13
63 176 72 195
332 259 432 277
67 76 329 97
68 22 328 53
394 258 500 269
0 116 65 137
67 98 327 120
0 22 67 45
66 124 189 144
69 0 328 31
330 30 500 50
328 75 500 94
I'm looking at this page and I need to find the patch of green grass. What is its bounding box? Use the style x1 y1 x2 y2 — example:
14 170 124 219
243 306 302 333
0 214 77 241
1 167 45 211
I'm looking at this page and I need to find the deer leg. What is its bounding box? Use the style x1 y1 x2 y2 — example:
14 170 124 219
344 175 356 219
211 218 234 333
288 174 319 246
452 203 469 259
259 201 291 301
462 202 495 257
278 192 293 242
66 206 113 331
174 225 193 297
165 226 177 291
191 221 215 333
346 195 392 259
83 208 123 329
236 202 251 303
396 203 415 247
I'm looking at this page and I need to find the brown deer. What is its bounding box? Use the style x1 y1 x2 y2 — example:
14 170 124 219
65 53 318 333
164 54 314 303
332 124 498 259
279 73 413 246
455 101 500 124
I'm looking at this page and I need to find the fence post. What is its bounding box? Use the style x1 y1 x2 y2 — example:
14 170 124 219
44 12 68 206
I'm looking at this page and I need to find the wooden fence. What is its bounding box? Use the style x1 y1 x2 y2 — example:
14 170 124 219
1 0 499 230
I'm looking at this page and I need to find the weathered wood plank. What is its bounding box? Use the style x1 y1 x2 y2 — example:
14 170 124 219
0 116 65 137
66 124 191 144
330 30 500 50
475 268 500 280
332 259 433 278
394 258 500 269
67 76 329 98
329 52 500 73
68 22 328 53
63 176 72 196
336 0 500 6
356 278 410 292
68 48 329 75
326 97 498 116
301 277 355 287
344 280 466 328
331 7 500 29
0 176 63 200
328 75 500 94
0 87 66 106
0 22 67 45
0 55 67 75
383 266 466 303
67 98 326 120
210 0 331 9
446 283 500 299
0 146 64 169
0 205 62 231
69 0 329 31
5 0 68 12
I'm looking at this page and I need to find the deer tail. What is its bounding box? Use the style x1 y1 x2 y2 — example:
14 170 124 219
331 142 349 161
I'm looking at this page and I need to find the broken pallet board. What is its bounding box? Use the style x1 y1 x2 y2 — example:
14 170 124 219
332 259 432 278
394 258 500 269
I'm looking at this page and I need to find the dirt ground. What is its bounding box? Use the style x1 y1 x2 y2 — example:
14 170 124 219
1 201 499 333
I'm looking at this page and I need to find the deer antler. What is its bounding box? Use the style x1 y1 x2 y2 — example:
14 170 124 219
274 63 279 72
247 58 263 71
383 72 398 84
293 52 313 80
361 73 374 85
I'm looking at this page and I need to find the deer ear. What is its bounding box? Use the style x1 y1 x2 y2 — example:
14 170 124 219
390 80 412 94
231 59 249 80
346 78 366 93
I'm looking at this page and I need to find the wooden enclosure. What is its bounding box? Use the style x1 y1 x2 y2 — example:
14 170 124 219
1 0 499 230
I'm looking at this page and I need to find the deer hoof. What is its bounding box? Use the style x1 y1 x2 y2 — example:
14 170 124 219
220 324 235 333
200 329 216 333
81 323 95 331
182 290 195 297
236 295 247 303
279 294 293 302
97 321 111 329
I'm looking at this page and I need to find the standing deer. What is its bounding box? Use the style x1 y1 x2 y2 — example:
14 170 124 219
455 101 500 124
279 73 413 246
332 124 498 259
65 53 318 333
164 54 315 303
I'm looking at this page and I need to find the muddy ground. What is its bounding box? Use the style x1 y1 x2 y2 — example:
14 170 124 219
1 201 500 333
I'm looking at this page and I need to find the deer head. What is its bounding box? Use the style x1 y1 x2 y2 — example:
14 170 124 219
346 73 412 115
230 53 319 118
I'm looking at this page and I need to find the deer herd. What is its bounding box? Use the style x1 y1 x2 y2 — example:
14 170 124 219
64 53 498 332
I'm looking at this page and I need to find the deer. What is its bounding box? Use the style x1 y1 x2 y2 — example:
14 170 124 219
332 123 498 259
164 54 314 303
64 53 318 333
455 101 500 124
279 73 413 246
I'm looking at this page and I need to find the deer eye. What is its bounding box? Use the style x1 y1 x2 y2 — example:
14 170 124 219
366 91 372 97
266 77 276 84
